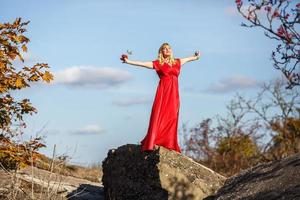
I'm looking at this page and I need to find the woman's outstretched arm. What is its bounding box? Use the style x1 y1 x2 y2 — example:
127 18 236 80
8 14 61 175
123 57 153 69
180 51 201 66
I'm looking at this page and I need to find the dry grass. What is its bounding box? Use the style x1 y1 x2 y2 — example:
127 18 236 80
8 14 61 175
0 144 103 199
34 155 102 183
62 163 102 183
0 149 67 199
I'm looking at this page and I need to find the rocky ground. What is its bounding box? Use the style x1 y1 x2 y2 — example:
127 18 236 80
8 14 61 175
204 152 300 200
102 144 226 200
1 145 299 199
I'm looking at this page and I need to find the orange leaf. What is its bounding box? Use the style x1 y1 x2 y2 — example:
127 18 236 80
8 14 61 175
21 45 27 52
42 71 54 83
29 74 39 81
13 18 21 26
15 77 23 88
17 35 29 43
0 62 5 68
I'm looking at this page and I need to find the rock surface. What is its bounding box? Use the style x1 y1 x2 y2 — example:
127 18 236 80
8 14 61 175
102 144 226 200
204 153 300 200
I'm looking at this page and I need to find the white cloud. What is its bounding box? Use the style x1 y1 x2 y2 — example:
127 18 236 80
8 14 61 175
52 66 132 89
71 124 105 135
112 98 152 107
205 75 260 93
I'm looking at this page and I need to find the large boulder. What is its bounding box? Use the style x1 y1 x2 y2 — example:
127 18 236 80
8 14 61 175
102 144 225 200
204 152 300 200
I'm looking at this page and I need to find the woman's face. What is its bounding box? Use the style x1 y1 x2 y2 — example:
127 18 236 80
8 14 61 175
161 45 172 58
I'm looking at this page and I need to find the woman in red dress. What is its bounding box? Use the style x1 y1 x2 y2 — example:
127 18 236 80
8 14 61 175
121 43 200 153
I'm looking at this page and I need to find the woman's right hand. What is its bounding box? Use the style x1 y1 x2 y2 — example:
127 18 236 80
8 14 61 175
120 54 128 63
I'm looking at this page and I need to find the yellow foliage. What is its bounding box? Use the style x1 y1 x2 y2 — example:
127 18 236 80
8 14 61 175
42 71 54 83
217 135 258 158
21 44 27 52
7 52 17 60
0 136 46 170
15 77 24 88
29 74 39 81
269 116 300 159
0 18 53 168
13 17 21 26
0 86 7 93
17 35 29 43
214 134 259 176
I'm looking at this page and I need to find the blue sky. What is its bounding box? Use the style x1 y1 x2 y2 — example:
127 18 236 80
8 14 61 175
1 0 282 166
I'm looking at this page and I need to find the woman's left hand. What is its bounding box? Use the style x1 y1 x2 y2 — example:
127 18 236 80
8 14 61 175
194 51 200 60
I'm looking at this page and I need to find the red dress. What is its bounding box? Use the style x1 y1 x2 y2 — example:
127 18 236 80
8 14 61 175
140 58 181 153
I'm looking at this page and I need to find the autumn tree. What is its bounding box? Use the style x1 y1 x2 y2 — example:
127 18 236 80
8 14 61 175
268 112 300 159
181 119 216 163
0 18 53 169
181 78 299 176
235 0 300 89
235 78 300 160
181 100 261 176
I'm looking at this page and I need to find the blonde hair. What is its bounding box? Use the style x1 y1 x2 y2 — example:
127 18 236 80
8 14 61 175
157 43 177 66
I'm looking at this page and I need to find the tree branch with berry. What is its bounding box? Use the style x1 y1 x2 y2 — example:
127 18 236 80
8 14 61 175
235 0 300 89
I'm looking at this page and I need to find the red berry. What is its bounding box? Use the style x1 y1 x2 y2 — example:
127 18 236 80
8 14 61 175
120 54 128 62
235 0 242 7
272 9 280 18
285 14 290 20
264 6 271 12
